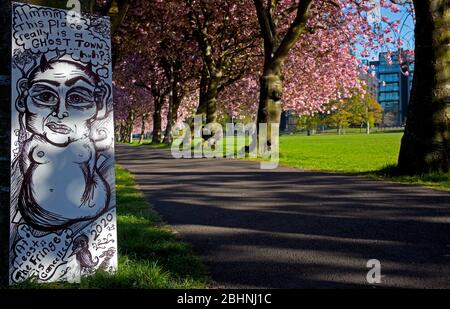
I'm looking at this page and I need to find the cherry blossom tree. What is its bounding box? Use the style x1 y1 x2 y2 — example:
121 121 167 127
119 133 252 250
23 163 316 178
251 0 413 148
184 0 260 125
114 56 155 143
115 0 202 144
113 0 423 152
282 29 363 116
217 75 260 123
131 59 169 145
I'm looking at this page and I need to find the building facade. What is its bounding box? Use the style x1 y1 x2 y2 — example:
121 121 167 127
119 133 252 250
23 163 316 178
360 64 379 102
368 51 414 126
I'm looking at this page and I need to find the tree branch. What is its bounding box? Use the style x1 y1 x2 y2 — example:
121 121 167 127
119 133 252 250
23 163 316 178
272 0 313 67
253 0 275 55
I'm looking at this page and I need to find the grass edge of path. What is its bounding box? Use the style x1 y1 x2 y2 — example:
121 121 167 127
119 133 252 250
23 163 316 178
120 137 450 192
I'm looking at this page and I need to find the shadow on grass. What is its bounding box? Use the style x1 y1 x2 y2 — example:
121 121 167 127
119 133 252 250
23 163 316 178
2 166 208 289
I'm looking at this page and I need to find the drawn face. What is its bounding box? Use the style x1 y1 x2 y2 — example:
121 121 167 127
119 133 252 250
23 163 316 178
24 61 99 145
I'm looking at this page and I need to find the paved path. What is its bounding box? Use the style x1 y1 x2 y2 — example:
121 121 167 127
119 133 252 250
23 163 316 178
116 144 450 288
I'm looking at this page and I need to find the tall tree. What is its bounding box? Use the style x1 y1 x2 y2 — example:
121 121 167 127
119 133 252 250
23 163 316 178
253 0 313 147
114 58 155 143
252 0 409 148
398 0 449 174
115 0 200 144
344 89 383 135
185 0 260 125
324 100 353 135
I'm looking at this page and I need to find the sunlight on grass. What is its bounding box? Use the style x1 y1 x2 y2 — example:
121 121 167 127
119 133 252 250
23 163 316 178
276 133 449 191
121 132 449 191
278 133 402 173
119 140 170 148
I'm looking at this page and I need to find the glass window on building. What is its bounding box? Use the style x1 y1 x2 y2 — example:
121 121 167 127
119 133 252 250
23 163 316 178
380 92 400 101
381 82 400 91
380 73 399 83
383 101 400 110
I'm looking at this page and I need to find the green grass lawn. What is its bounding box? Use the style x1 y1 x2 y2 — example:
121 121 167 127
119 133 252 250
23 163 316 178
120 140 169 148
276 133 450 191
122 132 449 191
278 133 402 173
3 166 208 289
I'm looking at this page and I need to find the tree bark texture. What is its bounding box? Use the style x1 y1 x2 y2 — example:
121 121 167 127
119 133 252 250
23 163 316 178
398 0 450 174
152 95 164 144
254 0 312 147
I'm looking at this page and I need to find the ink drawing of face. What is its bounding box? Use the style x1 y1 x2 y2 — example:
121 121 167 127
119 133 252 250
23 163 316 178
20 56 108 146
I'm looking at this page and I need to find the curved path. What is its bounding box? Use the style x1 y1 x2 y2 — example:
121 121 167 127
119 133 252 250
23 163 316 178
116 144 450 288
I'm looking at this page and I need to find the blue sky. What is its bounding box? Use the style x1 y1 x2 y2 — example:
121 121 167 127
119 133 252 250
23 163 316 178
383 5 415 49
356 2 415 61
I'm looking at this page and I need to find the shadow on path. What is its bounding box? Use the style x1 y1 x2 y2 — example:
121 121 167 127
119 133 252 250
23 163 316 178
116 145 450 288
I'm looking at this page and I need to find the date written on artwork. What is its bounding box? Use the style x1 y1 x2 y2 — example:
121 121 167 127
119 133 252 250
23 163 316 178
177 293 272 307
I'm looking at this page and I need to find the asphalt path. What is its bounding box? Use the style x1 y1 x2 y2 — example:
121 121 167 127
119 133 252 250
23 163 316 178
116 144 450 288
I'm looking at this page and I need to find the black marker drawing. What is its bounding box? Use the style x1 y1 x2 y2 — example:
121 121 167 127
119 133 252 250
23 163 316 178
71 234 99 276
98 247 116 271
10 2 117 284
15 53 112 231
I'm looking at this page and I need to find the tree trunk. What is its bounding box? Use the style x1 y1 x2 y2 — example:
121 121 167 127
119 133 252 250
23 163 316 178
257 68 283 147
201 73 221 142
163 65 178 145
172 93 182 124
253 0 312 150
117 121 123 142
152 96 164 144
138 113 148 144
191 67 208 137
163 99 173 145
163 88 182 145
110 0 130 34
126 110 135 144
366 121 370 135
117 121 125 142
163 79 174 145
398 0 450 174
196 66 208 118
124 121 130 143
206 74 220 124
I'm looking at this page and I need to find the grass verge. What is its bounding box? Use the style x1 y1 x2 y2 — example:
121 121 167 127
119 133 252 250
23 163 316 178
3 165 208 289
243 133 450 191
277 133 450 191
365 165 450 191
119 140 170 149
124 133 449 191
